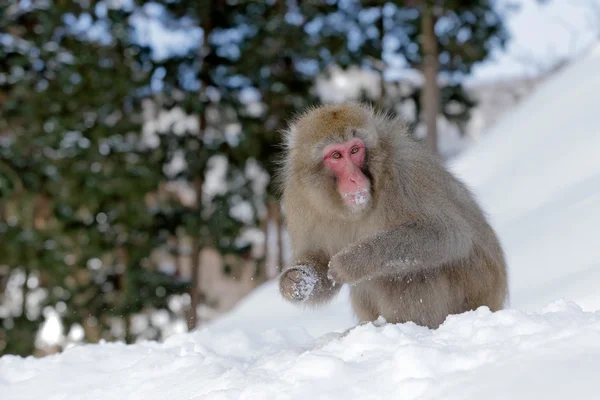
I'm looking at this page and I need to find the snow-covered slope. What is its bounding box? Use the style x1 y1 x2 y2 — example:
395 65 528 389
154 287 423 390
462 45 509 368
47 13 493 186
449 43 600 312
2 45 600 400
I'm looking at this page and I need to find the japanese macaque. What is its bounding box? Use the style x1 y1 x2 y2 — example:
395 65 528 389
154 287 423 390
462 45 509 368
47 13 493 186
277 102 508 329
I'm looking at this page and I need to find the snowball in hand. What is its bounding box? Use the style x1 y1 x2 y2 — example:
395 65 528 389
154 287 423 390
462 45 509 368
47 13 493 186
280 265 318 302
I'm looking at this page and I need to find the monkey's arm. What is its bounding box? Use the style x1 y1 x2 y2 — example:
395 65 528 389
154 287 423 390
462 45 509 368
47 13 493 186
327 217 473 284
279 250 341 305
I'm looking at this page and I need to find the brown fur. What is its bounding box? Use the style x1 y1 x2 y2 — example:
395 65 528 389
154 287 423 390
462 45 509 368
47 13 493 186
277 102 508 329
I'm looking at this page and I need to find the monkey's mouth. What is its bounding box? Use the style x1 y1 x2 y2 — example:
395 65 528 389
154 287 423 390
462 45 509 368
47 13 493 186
343 189 371 210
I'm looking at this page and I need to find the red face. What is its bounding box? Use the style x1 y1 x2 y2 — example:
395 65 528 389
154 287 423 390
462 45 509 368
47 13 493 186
323 138 371 212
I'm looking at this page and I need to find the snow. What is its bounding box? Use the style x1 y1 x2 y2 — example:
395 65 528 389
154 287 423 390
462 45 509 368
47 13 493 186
316 65 383 103
282 265 319 302
450 43 600 313
3 42 600 400
3 300 600 399
468 0 600 83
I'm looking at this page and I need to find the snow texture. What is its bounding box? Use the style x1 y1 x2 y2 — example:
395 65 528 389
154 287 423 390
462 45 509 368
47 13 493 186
343 188 371 212
2 300 600 400
2 44 600 400
344 189 370 205
288 265 318 302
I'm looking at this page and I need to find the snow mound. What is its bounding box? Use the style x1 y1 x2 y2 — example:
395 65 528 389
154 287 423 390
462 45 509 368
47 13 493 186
2 301 600 400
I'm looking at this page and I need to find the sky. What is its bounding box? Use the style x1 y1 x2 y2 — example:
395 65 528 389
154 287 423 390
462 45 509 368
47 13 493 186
469 0 600 82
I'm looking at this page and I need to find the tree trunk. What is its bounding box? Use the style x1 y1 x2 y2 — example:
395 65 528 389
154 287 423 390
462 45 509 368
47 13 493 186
187 237 201 330
185 0 217 331
115 246 131 342
266 201 284 276
274 202 284 273
174 234 182 279
421 2 440 154
256 209 269 281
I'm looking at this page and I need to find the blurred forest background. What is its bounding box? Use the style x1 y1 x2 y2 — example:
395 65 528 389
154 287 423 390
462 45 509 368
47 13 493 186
0 0 588 357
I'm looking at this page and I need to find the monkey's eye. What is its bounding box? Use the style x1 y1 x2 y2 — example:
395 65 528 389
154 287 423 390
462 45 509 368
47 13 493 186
350 146 359 154
331 152 342 159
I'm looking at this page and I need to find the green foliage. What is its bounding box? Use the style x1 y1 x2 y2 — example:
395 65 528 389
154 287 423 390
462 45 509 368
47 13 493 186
0 1 188 355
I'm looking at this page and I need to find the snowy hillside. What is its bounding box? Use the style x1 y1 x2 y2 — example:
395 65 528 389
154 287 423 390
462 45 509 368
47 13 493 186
2 45 600 400
450 43 600 313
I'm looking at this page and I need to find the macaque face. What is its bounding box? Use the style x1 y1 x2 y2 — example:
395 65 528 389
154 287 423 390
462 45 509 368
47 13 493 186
323 137 371 213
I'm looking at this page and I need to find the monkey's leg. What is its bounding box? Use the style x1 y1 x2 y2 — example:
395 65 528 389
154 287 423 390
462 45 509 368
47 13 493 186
349 286 380 322
368 272 455 329
328 220 473 284
279 250 341 305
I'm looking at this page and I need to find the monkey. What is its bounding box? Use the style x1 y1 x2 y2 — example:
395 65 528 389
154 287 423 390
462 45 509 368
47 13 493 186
276 102 508 329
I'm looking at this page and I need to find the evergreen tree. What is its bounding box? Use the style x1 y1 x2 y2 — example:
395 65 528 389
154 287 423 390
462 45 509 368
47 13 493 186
0 1 187 355
127 0 271 328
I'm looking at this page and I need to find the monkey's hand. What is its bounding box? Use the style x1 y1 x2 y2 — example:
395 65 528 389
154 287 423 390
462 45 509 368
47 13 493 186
327 243 374 284
279 265 319 302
